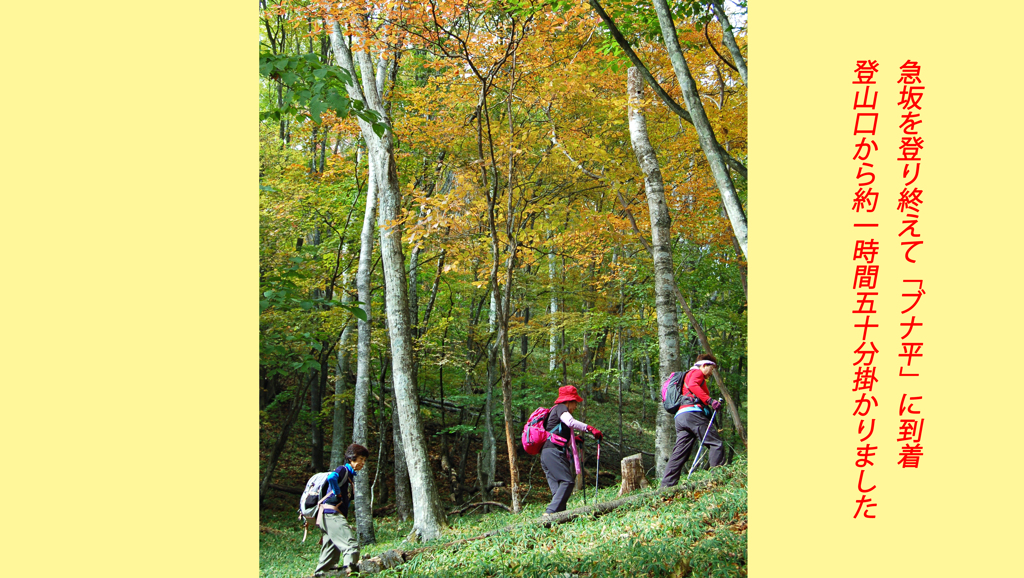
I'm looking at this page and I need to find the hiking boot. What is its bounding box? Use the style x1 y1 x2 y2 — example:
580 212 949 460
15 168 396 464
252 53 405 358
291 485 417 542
345 563 360 576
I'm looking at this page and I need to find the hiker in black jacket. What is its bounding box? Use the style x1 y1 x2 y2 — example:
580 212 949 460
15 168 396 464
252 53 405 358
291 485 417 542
541 385 603 514
315 443 369 577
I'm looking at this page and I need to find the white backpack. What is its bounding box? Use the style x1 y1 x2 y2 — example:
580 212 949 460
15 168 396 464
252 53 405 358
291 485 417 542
297 472 333 542
297 469 354 542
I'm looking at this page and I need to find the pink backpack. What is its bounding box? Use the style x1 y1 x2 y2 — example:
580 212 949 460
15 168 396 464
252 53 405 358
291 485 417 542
521 407 552 454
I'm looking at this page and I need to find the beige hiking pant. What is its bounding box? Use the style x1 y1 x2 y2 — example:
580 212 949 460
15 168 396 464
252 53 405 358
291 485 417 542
315 513 359 572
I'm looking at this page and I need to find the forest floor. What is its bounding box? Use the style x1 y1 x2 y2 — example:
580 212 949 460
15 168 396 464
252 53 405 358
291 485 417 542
260 458 747 577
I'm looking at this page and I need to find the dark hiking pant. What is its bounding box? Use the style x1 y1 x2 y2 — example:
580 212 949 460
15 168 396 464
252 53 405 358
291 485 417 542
660 410 725 488
541 445 575 513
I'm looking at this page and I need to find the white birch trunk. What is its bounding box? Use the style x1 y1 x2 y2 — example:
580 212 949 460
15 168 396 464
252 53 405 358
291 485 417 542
391 400 412 521
331 244 354 470
548 245 558 373
330 25 446 541
352 151 378 544
628 67 681 479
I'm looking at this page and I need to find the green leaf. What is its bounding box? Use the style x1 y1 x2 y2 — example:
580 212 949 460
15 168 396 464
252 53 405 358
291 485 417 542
347 306 368 322
310 100 324 125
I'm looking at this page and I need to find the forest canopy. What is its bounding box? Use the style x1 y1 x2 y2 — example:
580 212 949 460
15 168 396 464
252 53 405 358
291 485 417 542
259 0 747 550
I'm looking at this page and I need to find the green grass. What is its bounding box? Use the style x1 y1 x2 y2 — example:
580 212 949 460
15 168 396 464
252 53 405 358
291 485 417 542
260 459 746 578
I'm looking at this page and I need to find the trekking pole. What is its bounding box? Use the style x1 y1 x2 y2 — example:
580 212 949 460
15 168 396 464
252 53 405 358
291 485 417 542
686 399 721 481
595 440 601 495
583 467 587 505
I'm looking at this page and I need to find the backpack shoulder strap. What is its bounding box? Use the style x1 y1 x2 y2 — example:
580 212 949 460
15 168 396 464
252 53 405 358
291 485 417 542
680 368 705 402
337 466 355 501
547 405 562 433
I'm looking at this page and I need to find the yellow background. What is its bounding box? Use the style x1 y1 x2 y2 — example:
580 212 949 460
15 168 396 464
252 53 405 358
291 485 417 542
3 0 1021 576
750 1 1024 575
1 1 254 575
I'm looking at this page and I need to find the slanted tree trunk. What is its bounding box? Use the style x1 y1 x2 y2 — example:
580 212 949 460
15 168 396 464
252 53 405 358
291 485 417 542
619 453 650 496
672 285 747 445
650 0 747 259
259 378 312 505
628 67 681 480
708 0 747 86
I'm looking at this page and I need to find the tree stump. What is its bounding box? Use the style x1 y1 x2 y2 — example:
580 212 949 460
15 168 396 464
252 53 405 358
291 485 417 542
619 453 650 496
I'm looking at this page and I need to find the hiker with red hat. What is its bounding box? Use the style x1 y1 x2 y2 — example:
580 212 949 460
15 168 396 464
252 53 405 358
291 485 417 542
540 385 603 514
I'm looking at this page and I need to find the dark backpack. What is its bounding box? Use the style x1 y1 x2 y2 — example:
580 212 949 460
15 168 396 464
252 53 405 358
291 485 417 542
662 369 701 414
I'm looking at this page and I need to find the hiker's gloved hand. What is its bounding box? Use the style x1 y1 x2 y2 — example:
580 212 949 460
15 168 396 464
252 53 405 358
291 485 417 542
709 399 721 411
587 425 603 440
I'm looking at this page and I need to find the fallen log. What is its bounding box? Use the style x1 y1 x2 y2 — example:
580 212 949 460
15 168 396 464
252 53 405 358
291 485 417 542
324 476 721 576
269 484 302 495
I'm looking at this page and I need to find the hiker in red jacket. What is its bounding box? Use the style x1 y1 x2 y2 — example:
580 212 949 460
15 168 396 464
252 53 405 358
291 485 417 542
660 354 726 488
540 385 603 514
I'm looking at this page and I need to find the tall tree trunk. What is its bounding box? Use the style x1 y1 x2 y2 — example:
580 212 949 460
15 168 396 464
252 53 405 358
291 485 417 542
497 246 523 513
548 242 558 373
650 0 748 259
481 290 498 504
305 228 326 472
617 327 624 453
352 149 379 544
331 26 447 541
392 394 412 521
624 347 633 394
310 365 324 472
408 244 420 385
708 0 747 86
331 250 354 470
375 151 447 541
628 67 681 479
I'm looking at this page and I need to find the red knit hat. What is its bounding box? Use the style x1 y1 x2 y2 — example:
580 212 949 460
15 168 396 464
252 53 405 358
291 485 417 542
554 385 584 405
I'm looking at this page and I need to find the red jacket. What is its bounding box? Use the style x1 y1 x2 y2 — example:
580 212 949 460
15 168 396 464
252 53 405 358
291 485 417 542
681 367 712 407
